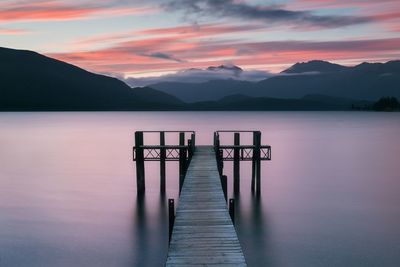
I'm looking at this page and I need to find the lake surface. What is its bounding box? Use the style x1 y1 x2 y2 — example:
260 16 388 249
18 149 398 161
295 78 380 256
1 112 400 267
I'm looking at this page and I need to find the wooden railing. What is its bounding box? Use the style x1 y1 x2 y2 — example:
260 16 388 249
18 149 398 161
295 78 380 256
133 131 195 194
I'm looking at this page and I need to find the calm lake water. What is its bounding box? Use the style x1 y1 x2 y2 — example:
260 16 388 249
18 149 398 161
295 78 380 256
1 112 400 267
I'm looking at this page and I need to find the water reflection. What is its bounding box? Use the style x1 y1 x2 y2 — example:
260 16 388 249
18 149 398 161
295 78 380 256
133 193 148 266
132 192 168 267
236 191 276 267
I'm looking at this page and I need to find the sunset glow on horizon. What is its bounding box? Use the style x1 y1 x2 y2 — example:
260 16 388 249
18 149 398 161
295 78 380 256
1 0 400 77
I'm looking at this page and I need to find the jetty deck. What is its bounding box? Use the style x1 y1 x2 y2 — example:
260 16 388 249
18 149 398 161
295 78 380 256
166 146 246 266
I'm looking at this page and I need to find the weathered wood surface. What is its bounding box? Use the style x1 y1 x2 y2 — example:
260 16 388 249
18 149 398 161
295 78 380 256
166 146 246 266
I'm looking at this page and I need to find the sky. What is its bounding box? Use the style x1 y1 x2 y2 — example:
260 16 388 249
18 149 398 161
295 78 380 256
1 0 400 78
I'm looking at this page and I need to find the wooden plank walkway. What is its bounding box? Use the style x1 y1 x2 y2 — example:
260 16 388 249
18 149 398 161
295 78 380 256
166 146 247 266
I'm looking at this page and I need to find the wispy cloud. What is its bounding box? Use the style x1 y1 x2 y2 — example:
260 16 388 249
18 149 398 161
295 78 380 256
232 38 400 54
138 23 265 37
291 0 400 33
369 11 400 33
292 0 399 9
0 27 30 35
48 36 400 75
73 23 265 49
165 0 372 29
0 0 154 22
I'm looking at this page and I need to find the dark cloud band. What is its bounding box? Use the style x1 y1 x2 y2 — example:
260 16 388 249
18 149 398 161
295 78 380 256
165 0 372 29
144 52 186 63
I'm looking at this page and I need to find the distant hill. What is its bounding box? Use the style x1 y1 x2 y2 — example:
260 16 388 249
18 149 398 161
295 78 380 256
149 79 253 102
150 60 400 102
131 86 183 106
189 94 372 111
0 47 183 110
254 60 400 100
281 60 348 74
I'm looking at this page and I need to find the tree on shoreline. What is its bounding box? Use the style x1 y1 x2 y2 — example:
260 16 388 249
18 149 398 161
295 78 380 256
372 97 400 111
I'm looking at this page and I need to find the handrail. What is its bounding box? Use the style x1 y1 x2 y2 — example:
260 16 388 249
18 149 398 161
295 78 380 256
134 145 189 149
139 130 195 134
219 145 271 149
216 130 260 133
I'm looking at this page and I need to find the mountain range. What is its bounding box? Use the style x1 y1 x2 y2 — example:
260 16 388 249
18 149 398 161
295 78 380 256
148 60 400 102
0 47 399 111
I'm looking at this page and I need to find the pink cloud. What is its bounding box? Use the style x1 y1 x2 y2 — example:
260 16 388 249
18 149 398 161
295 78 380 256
0 27 29 35
73 23 266 50
372 12 400 21
369 11 400 32
0 0 153 22
48 36 400 76
138 24 265 37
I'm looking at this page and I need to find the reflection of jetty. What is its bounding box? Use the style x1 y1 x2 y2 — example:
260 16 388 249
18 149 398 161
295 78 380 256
133 131 271 266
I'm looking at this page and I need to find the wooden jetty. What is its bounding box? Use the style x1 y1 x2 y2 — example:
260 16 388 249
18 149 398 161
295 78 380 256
166 146 246 266
132 131 271 266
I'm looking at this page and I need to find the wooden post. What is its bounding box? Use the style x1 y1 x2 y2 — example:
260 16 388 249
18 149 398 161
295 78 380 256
221 175 227 202
191 133 196 152
233 132 240 194
215 133 220 152
160 131 166 193
179 132 185 194
229 198 235 225
213 132 217 149
188 139 192 159
168 198 175 243
255 131 261 194
218 149 223 175
251 131 256 192
135 131 145 194
216 148 220 172
183 147 187 175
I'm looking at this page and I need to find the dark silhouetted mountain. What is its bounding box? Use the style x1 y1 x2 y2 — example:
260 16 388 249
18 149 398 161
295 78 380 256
150 79 253 102
190 94 372 111
131 86 183 105
255 60 400 100
302 94 371 108
0 47 183 110
282 60 348 74
217 94 253 104
352 61 400 73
